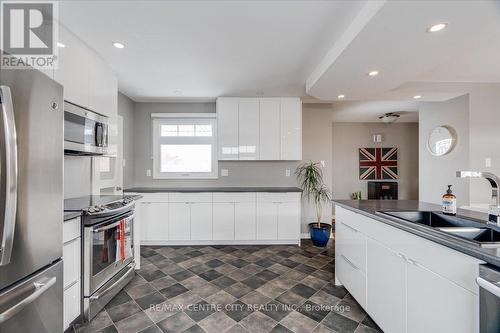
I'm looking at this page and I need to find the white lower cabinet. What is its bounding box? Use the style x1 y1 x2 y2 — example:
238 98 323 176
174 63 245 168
213 202 235 240
366 238 405 333
257 202 278 240
169 203 191 241
63 217 81 330
139 202 169 241
132 191 299 244
191 203 212 240
335 205 482 333
235 202 256 240
406 262 478 333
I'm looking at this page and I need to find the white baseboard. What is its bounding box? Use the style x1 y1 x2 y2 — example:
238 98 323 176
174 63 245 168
141 239 301 246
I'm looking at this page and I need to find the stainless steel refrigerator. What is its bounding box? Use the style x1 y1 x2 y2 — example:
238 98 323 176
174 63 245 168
0 68 63 332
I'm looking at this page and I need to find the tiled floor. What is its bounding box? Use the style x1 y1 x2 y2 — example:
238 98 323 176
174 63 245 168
71 240 382 333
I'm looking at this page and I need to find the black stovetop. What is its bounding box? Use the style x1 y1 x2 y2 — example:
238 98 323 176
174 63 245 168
64 195 125 212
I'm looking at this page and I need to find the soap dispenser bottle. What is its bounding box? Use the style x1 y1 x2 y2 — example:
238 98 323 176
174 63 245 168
442 185 457 216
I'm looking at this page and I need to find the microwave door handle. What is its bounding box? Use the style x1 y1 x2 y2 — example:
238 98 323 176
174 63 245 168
95 123 103 147
0 86 18 266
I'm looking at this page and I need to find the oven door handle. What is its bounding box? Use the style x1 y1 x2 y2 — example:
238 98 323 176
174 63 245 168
92 214 135 233
89 264 135 300
477 277 500 298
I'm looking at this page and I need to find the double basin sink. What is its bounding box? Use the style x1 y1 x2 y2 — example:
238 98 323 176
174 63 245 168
377 211 500 248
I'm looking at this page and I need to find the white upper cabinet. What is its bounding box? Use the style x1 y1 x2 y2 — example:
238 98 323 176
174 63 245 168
280 98 302 160
217 98 239 160
55 25 90 108
259 99 281 160
55 24 117 117
88 52 118 117
216 97 302 161
238 99 260 160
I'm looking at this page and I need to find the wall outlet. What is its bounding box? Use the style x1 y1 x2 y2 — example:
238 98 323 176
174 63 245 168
320 160 326 167
285 169 291 177
486 157 492 168
146 169 151 177
221 169 229 177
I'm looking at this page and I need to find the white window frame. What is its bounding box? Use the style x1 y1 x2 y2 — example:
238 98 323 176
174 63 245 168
152 113 218 179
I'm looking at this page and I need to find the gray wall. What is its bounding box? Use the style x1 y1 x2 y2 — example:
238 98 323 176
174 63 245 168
118 92 136 188
64 156 92 199
332 122 419 200
419 95 470 206
468 85 500 204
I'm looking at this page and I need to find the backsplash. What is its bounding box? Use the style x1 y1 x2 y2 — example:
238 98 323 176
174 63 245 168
64 156 92 198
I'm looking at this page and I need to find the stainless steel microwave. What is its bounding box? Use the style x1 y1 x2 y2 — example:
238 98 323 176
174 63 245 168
64 101 109 155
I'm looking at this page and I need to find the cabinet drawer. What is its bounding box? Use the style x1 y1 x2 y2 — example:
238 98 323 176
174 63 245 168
169 193 212 203
335 206 367 233
63 217 80 243
257 192 300 203
63 237 81 288
213 192 255 203
63 280 81 330
336 220 366 272
137 193 169 203
336 253 366 308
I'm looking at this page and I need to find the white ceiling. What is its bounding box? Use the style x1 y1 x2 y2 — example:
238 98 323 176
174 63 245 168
59 0 367 102
306 0 500 101
330 100 419 123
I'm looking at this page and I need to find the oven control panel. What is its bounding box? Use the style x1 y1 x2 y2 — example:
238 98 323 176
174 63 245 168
85 195 138 216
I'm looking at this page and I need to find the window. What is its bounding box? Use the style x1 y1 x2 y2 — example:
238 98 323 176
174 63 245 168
152 114 217 179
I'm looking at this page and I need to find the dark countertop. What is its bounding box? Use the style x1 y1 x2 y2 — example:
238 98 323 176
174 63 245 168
124 187 303 193
333 200 500 267
64 211 82 221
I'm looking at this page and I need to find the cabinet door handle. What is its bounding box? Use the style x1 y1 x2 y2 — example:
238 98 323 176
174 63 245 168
341 222 358 233
406 258 416 265
340 254 359 270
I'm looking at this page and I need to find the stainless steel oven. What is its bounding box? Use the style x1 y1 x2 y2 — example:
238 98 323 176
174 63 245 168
64 101 109 156
83 209 135 320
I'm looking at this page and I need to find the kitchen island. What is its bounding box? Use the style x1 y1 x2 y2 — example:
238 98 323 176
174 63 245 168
333 200 497 333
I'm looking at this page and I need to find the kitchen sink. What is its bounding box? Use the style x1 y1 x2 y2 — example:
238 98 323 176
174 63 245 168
377 211 500 248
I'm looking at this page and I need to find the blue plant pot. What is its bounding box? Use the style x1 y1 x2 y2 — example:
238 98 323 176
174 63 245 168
309 223 332 247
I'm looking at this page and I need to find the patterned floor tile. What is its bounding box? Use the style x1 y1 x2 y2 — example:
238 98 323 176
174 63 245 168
80 240 376 333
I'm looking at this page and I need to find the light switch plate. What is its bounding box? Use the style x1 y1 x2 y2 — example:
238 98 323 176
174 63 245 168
146 169 151 177
486 157 492 168
285 169 291 177
320 160 326 167
221 169 229 177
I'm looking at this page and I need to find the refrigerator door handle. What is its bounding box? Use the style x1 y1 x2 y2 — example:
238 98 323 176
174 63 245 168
0 86 18 266
0 276 56 324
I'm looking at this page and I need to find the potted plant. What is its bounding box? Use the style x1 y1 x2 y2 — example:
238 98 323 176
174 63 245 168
295 161 332 247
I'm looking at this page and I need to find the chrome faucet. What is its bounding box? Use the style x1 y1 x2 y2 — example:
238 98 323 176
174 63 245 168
456 171 500 224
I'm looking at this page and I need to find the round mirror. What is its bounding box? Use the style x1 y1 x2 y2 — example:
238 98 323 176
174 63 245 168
427 126 457 156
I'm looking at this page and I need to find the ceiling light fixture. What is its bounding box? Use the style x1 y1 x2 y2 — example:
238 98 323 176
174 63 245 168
413 95 422 99
112 42 125 49
368 70 379 76
337 94 345 99
57 42 66 48
379 112 400 124
427 22 448 33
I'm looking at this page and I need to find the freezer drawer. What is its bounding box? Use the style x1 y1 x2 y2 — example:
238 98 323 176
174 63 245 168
0 260 63 333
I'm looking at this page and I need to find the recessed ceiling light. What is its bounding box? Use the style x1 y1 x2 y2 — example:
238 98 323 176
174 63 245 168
427 23 448 33
112 42 125 49
57 42 65 48
413 95 422 99
368 70 379 76
338 94 345 99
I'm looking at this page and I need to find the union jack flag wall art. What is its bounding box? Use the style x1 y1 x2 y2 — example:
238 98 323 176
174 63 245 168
359 147 398 180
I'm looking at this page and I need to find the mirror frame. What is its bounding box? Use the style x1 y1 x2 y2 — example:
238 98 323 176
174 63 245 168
427 125 457 156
